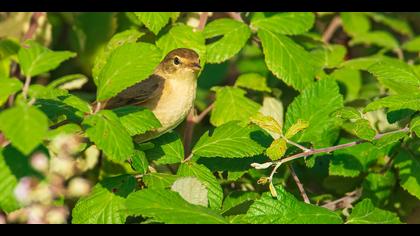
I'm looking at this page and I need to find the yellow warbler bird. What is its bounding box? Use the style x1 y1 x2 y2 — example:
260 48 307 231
103 48 201 143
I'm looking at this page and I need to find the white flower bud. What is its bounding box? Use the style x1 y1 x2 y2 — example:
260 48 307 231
68 177 91 197
45 207 68 224
50 156 75 179
30 152 49 173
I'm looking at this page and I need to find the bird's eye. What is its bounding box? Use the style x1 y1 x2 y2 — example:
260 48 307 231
173 57 181 65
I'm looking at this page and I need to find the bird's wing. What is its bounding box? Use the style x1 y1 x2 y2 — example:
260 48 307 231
105 74 164 109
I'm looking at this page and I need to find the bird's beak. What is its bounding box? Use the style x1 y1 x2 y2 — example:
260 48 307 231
191 63 201 71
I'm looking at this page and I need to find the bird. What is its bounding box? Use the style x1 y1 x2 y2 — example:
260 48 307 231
102 48 201 143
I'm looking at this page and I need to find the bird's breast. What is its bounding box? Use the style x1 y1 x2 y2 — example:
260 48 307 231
145 78 196 132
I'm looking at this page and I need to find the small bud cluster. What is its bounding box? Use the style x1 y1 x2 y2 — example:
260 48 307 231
4 134 99 224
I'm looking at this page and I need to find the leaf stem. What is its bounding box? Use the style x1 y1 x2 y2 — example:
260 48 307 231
22 75 32 101
282 135 311 152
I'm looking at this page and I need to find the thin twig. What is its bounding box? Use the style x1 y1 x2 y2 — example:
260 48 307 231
22 76 31 100
277 127 409 167
194 103 214 123
93 102 102 114
182 103 215 158
0 133 9 148
22 12 45 42
183 153 194 163
226 12 244 22
263 127 409 181
197 12 209 30
7 12 45 107
394 48 404 60
183 109 196 157
282 136 311 152
380 149 399 174
288 165 310 204
322 188 362 211
322 16 342 43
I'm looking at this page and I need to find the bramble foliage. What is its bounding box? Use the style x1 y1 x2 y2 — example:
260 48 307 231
1 12 420 224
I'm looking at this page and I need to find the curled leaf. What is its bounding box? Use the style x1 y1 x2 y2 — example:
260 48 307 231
250 112 282 136
266 138 287 161
285 119 309 139
251 162 273 170
269 182 278 197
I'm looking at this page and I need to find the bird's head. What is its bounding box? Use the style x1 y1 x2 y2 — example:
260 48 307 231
158 48 201 78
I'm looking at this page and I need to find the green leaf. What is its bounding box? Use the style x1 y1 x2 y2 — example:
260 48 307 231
367 12 413 37
0 38 20 58
251 12 315 35
134 12 172 35
350 31 399 49
171 177 208 207
144 131 184 165
387 109 415 124
259 96 284 128
329 139 384 177
0 104 48 155
342 119 376 141
258 29 316 91
364 94 420 113
18 40 76 77
47 74 88 91
197 155 267 173
235 73 271 92
285 78 344 147
193 121 271 158
311 44 347 69
324 44 347 68
92 29 145 85
178 162 223 210
340 55 384 71
394 150 420 200
130 150 148 174
83 110 134 162
203 19 251 63
210 87 261 127
330 68 361 101
402 36 420 52
156 24 206 68
367 57 420 94
0 79 22 106
47 123 82 139
96 42 161 101
340 12 371 36
222 191 260 215
410 116 420 137
143 173 180 189
249 112 282 137
34 90 91 124
265 138 287 161
72 175 136 224
113 106 161 136
126 189 228 224
362 171 396 206
285 119 309 139
347 199 401 224
244 185 342 224
372 131 407 149
0 147 38 213
332 107 362 120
